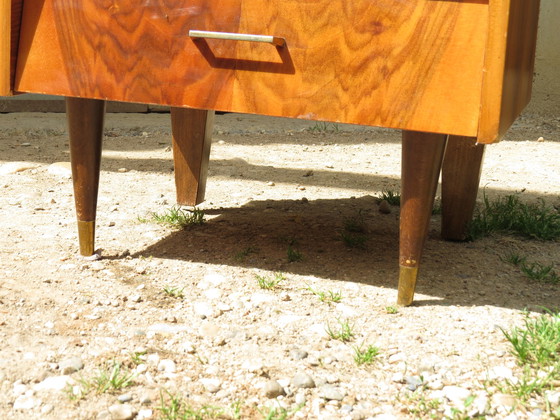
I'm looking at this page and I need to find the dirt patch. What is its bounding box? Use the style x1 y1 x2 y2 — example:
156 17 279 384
0 111 559 419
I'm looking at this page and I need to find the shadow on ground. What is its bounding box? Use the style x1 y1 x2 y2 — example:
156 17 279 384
131 195 560 312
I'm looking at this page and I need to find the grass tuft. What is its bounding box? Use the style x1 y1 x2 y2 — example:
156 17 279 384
287 245 303 262
502 253 559 284
163 285 185 298
493 310 560 408
307 286 343 303
255 272 285 290
501 311 560 366
380 190 401 206
353 344 380 366
158 390 226 420
148 206 205 228
325 318 355 342
467 194 560 241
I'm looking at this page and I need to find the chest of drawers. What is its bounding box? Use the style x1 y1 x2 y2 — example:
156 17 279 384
1 0 540 305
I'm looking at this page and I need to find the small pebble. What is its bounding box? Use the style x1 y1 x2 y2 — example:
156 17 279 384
263 380 286 398
290 349 309 360
118 393 133 403
200 378 221 393
108 403 137 420
59 357 84 375
291 372 316 389
320 384 344 401
378 200 391 214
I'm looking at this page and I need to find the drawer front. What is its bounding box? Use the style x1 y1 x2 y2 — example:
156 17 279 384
16 0 488 135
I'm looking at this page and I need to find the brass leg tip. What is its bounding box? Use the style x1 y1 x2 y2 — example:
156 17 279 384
77 220 95 256
397 265 419 306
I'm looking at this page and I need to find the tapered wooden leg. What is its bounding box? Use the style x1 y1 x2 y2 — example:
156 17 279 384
398 131 448 306
441 136 485 241
66 97 106 256
171 107 214 206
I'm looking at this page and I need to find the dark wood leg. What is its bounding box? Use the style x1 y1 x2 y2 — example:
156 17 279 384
398 131 448 306
171 107 214 206
66 97 106 256
441 136 485 241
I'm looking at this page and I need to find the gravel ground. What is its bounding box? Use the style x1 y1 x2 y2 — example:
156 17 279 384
0 110 559 419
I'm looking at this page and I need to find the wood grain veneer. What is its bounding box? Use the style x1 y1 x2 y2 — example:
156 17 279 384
0 0 22 95
16 0 489 137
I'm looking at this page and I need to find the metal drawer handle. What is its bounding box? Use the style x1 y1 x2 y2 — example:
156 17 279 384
189 30 286 47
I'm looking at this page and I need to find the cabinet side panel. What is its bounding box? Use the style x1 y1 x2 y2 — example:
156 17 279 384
478 0 540 143
0 0 22 95
0 0 10 94
498 0 540 137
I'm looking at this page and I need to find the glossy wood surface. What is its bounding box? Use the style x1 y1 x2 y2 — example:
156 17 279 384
478 0 540 143
398 131 447 305
171 108 214 206
441 136 485 241
66 97 106 256
0 0 22 95
16 0 489 137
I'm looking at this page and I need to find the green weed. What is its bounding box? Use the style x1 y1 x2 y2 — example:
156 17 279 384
501 311 560 367
353 344 380 366
256 272 285 290
163 285 185 298
307 121 339 133
72 361 136 399
149 206 205 228
467 194 560 241
380 190 401 206
492 310 560 410
502 253 559 284
385 305 399 314
158 390 226 419
340 231 367 249
344 210 367 233
325 318 355 342
307 286 343 303
235 246 258 262
287 245 303 262
258 403 304 420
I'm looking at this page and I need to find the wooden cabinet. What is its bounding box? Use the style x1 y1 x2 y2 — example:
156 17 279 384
2 0 541 305
14 0 538 143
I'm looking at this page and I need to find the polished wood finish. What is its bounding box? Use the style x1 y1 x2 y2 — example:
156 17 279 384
171 108 214 206
0 0 22 95
478 0 541 143
442 136 485 241
6 1 541 305
16 0 489 137
66 97 106 256
398 131 447 306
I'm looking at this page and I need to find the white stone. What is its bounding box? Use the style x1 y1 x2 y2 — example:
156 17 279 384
13 394 41 410
250 293 276 306
47 162 72 178
157 359 177 373
203 288 223 300
442 386 471 406
388 353 405 364
335 303 358 317
137 409 154 419
108 403 137 420
13 383 27 396
34 375 73 391
194 301 214 318
200 378 221 393
204 272 226 286
545 390 560 407
488 366 514 381
0 162 40 175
